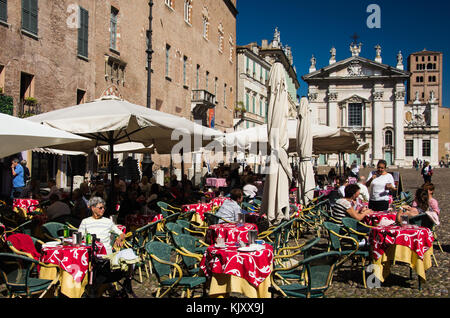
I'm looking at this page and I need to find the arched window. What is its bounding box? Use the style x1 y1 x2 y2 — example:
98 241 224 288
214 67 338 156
385 130 393 146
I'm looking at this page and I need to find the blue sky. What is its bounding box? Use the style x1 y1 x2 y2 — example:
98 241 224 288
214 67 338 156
236 0 450 107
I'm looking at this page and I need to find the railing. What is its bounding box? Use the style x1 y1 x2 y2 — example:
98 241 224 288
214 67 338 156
191 89 216 106
18 99 41 118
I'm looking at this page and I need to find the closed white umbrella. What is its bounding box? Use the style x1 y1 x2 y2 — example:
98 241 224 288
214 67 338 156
260 62 293 226
0 113 90 158
296 97 316 206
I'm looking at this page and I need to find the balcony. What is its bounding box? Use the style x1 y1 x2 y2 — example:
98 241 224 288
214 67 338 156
191 89 216 126
18 98 41 118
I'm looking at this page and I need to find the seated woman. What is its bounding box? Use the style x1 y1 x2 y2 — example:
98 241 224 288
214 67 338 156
79 197 125 255
78 197 131 297
396 187 440 225
331 184 373 224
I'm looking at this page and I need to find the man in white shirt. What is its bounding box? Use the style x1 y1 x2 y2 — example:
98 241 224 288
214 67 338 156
357 176 370 202
216 189 244 223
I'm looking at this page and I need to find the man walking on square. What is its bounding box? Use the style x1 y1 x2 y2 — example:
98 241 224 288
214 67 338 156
11 158 25 198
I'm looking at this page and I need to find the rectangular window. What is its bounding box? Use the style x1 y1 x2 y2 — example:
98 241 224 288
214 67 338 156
422 140 431 157
245 93 249 111
110 7 118 50
214 77 217 98
77 6 89 58
22 0 38 35
348 103 362 126
205 71 209 91
405 140 414 157
259 99 263 116
223 83 227 107
76 89 86 105
0 0 7 22
182 56 187 86
196 64 200 89
252 95 255 113
165 44 170 78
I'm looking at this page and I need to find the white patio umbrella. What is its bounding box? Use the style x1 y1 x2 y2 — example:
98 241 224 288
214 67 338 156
260 62 293 226
218 120 365 155
26 96 223 213
296 97 316 206
96 142 154 154
0 113 90 158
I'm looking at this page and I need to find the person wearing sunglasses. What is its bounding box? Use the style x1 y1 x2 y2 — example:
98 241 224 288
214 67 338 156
78 196 125 255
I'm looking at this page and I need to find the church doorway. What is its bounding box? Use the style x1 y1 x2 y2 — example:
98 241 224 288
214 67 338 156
384 151 393 166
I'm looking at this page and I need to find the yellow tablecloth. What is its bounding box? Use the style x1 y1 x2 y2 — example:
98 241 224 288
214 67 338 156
207 273 271 298
371 245 433 283
39 267 88 298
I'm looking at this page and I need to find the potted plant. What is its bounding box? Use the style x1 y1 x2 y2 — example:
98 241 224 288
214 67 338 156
235 101 247 117
24 96 38 106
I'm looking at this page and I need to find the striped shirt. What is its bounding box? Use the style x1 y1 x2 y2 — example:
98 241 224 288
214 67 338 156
78 217 122 254
331 198 353 223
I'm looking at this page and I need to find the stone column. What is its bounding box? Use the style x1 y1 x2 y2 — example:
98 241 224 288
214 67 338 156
327 89 338 128
327 89 339 166
394 88 406 167
372 87 384 163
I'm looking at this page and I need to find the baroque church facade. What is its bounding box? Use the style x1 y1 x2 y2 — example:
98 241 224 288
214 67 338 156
302 43 440 168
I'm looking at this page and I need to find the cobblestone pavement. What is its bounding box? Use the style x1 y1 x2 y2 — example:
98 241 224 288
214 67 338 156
130 167 450 298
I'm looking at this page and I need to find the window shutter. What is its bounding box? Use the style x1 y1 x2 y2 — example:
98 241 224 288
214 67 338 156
0 0 7 22
78 7 89 57
22 0 30 31
29 0 38 34
22 0 38 35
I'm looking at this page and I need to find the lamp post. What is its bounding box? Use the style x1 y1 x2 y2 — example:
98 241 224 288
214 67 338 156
144 0 154 178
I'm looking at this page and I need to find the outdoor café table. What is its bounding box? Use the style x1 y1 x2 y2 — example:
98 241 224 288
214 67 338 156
182 202 212 224
369 224 434 284
13 198 40 215
39 239 107 298
199 242 273 298
206 178 228 188
363 211 397 226
205 223 257 245
124 213 163 232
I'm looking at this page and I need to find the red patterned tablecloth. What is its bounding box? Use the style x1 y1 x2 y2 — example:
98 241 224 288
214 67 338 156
363 211 397 226
200 243 273 288
182 203 212 221
370 224 434 261
125 214 162 230
313 189 335 198
206 178 228 188
13 198 40 213
206 223 257 245
40 241 106 283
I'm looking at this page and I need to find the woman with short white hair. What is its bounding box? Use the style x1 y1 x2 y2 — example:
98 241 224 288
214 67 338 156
78 197 125 255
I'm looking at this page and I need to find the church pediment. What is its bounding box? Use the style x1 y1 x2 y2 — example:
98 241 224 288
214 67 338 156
338 94 370 105
303 56 410 81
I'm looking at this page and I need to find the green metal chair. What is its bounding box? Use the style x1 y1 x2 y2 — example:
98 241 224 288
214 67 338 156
171 233 207 276
270 251 341 298
176 219 207 237
144 241 206 298
125 220 161 283
273 237 321 283
322 221 368 288
0 253 61 298
154 212 181 243
41 222 67 241
241 201 258 213
157 201 181 218
203 212 232 226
